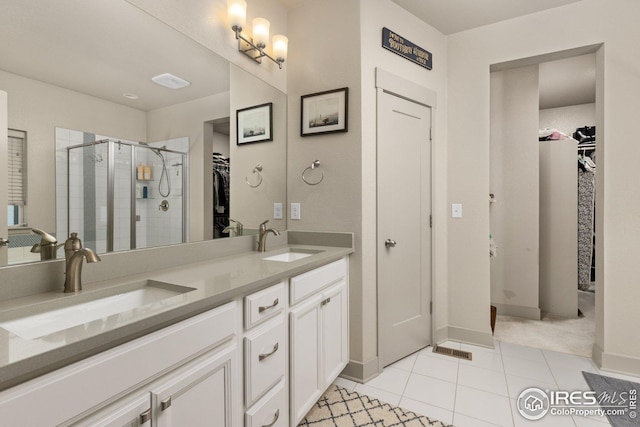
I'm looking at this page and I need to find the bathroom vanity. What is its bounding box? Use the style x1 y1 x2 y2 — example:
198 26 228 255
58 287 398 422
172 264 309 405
0 236 352 427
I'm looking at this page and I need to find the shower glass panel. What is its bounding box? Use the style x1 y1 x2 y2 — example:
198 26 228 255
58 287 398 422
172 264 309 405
62 138 187 254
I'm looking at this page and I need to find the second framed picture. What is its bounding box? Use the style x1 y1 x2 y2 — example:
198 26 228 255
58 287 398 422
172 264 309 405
237 102 273 145
301 87 348 136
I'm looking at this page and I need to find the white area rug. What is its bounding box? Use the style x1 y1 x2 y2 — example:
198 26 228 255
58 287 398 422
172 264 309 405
494 291 595 357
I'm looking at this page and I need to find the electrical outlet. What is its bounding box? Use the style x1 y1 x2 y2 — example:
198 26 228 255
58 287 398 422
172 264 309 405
274 203 283 220
291 203 301 220
452 203 463 218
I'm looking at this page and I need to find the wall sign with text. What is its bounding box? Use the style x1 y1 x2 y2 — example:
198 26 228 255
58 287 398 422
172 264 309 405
382 27 432 70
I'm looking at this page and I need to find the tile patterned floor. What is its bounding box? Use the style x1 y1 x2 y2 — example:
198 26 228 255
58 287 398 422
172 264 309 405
334 341 640 427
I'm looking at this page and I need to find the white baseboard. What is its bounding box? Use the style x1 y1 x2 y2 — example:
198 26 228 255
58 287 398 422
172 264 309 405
491 302 541 320
341 357 380 383
439 325 495 349
593 343 640 377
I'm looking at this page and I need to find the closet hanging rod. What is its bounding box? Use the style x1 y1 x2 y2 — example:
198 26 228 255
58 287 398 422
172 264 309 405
577 143 596 150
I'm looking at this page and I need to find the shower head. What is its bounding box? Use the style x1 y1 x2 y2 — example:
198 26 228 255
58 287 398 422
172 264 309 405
138 142 164 157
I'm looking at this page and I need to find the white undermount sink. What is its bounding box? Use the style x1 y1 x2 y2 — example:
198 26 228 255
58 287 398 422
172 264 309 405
0 280 195 340
262 249 323 262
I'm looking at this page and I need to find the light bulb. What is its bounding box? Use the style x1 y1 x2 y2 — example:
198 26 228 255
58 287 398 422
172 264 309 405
227 0 246 30
272 35 288 62
251 17 270 48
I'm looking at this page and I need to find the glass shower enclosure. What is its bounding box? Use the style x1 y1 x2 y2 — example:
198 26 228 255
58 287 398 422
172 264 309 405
57 139 187 254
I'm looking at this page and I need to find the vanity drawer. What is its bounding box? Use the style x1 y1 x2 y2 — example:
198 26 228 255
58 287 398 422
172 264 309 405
290 257 347 305
244 315 286 407
245 378 288 427
245 281 285 329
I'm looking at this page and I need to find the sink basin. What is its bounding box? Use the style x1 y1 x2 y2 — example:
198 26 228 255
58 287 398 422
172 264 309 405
0 280 195 340
262 249 323 262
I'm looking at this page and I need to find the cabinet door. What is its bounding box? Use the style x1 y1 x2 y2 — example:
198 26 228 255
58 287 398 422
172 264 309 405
244 315 286 406
321 282 348 387
152 344 239 427
289 294 323 425
68 394 151 427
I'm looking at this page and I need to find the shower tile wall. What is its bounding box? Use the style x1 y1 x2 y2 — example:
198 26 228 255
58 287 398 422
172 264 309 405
137 137 188 248
55 129 136 253
56 130 188 254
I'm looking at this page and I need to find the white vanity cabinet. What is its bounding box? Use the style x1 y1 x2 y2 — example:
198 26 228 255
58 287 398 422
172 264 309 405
0 253 350 427
243 281 288 427
289 258 349 426
0 301 241 427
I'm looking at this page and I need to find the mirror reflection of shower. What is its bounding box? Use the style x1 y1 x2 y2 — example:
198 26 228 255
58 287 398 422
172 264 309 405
55 128 189 255
139 142 171 197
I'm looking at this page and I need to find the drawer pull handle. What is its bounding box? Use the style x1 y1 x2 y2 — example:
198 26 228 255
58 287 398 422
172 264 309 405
259 342 279 361
161 397 172 411
321 297 331 306
262 409 280 427
259 298 279 313
139 409 151 424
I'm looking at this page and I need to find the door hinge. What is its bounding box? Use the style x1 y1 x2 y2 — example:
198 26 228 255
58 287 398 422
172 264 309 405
430 301 433 315
429 215 432 228
429 128 433 141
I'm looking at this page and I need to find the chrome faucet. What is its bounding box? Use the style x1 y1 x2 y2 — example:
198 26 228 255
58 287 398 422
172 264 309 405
63 233 101 293
30 228 63 260
222 219 243 237
257 220 280 252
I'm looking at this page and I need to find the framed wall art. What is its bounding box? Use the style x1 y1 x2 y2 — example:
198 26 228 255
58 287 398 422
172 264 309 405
237 102 273 145
301 87 348 136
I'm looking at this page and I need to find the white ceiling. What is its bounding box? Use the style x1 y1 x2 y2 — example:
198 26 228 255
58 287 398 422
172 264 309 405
390 0 585 35
0 0 595 112
387 0 596 109
0 0 230 112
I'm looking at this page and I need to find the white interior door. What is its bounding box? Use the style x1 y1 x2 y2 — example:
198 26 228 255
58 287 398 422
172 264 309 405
378 90 432 367
0 91 8 266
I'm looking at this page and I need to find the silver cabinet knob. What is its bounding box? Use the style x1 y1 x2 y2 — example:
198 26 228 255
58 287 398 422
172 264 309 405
385 239 397 248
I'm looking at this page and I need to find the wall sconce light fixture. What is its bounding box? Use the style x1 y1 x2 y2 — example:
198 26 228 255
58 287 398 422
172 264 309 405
227 0 288 69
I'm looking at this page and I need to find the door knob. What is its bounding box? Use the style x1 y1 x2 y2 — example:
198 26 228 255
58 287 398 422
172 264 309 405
0 237 9 247
385 239 397 248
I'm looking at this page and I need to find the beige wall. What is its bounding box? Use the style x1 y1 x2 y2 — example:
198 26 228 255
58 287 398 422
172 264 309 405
448 0 640 373
539 103 596 136
0 91 7 264
286 0 448 380
489 66 540 320
539 139 578 318
126 0 288 93
146 91 230 242
0 70 147 234
230 65 287 232
285 0 365 374
360 0 449 367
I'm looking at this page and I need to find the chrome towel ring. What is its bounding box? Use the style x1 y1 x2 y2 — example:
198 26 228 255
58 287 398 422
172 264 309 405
246 164 263 188
302 160 324 185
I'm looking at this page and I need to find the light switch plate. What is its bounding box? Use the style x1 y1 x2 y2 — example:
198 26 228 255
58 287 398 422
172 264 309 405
291 203 301 220
274 203 283 220
452 203 463 218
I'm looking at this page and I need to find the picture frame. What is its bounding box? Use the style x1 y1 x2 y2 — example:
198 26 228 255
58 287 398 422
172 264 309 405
301 87 348 136
236 102 273 145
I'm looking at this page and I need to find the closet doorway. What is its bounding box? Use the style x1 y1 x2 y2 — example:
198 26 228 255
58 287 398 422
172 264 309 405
376 69 434 368
489 46 602 357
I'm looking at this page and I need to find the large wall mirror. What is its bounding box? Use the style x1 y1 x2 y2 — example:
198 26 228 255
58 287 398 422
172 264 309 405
0 0 287 266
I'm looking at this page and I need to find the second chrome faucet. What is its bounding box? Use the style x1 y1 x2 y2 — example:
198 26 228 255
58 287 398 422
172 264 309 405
257 220 280 252
63 233 101 293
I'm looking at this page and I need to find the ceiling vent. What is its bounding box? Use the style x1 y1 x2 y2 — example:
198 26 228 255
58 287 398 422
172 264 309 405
151 73 191 89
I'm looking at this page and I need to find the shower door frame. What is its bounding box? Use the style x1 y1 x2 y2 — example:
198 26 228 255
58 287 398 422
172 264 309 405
66 139 187 252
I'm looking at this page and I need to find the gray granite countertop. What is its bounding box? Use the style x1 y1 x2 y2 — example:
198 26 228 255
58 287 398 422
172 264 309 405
0 243 353 391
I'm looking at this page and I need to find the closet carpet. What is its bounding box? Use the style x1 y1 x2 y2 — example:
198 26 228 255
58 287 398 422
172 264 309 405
493 290 594 357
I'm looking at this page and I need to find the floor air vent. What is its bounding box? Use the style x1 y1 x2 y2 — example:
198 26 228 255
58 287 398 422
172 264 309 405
432 345 472 361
